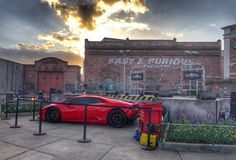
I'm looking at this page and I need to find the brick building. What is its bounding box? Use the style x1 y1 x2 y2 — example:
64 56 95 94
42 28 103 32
24 57 81 94
84 38 221 94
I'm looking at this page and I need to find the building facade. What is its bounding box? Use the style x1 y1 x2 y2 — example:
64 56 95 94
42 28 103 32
24 57 81 94
0 58 24 94
84 38 221 94
0 58 24 104
222 24 236 80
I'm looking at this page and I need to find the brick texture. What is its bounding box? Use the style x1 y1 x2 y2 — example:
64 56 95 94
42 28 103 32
84 38 221 92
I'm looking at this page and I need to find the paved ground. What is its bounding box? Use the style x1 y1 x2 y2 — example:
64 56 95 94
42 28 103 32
0 116 235 160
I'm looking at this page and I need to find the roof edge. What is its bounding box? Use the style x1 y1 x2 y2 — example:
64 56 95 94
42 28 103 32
221 24 236 30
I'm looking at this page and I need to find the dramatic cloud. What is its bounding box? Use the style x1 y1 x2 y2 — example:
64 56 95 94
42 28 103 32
161 32 184 39
0 47 83 67
40 0 149 56
41 0 148 31
38 31 81 54
17 42 55 50
1 0 236 63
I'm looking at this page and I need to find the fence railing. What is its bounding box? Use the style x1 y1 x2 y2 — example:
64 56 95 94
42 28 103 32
160 112 169 148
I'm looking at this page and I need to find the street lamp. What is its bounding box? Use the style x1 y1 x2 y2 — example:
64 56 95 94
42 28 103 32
120 50 131 94
185 50 199 96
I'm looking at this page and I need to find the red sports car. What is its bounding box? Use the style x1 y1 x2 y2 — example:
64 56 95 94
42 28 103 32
41 95 139 128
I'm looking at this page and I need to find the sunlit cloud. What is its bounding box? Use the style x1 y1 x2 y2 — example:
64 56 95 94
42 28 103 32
40 0 149 57
42 0 148 31
16 42 55 50
0 46 83 67
161 32 184 39
209 23 217 27
38 31 81 54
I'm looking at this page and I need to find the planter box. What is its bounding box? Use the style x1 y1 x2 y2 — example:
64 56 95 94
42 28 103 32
163 142 236 153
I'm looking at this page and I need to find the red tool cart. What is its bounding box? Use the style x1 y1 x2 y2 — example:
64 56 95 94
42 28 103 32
139 102 163 147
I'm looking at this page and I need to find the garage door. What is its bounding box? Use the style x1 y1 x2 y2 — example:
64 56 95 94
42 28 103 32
38 72 64 94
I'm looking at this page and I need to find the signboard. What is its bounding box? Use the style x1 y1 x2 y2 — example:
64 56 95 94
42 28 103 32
42 59 59 65
233 44 236 49
6 94 13 102
131 73 144 81
183 70 203 80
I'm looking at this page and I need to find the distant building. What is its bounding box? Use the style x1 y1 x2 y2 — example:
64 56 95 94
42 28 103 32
222 24 236 80
24 57 81 94
206 24 236 96
0 58 23 104
84 38 221 94
0 58 24 94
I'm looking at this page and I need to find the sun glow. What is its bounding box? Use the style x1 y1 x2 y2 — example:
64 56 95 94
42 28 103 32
40 0 149 57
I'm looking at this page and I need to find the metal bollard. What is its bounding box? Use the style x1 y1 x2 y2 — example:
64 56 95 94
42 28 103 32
2 101 10 120
215 100 218 124
34 101 46 136
141 108 156 151
78 104 91 143
10 98 21 128
29 101 37 121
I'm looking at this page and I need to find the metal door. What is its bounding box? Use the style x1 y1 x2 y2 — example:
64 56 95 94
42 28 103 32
38 72 64 94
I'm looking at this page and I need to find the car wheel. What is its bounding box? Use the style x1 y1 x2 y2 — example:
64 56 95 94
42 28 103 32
46 107 61 123
107 110 127 128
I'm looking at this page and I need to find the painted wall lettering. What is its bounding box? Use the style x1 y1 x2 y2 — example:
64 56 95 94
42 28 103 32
108 57 193 68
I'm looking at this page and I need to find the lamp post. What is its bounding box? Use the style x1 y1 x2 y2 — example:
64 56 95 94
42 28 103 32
123 53 126 94
185 50 199 96
120 50 131 94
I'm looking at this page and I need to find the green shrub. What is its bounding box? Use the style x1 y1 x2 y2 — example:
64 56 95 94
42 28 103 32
1 102 48 113
166 121 236 144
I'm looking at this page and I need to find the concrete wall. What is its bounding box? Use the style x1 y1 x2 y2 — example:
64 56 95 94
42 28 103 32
160 97 230 123
0 58 23 104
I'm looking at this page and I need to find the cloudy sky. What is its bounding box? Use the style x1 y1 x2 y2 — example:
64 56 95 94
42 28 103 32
0 0 235 64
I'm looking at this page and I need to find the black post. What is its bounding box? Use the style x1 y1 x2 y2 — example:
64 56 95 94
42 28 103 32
10 98 21 128
141 108 156 151
34 101 46 136
78 104 91 143
216 100 218 124
2 101 10 120
147 108 151 146
29 101 37 121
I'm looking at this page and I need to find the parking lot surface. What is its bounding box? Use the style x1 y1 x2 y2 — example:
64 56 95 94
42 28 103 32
0 116 235 160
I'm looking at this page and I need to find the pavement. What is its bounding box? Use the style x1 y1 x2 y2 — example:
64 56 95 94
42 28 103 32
0 116 235 160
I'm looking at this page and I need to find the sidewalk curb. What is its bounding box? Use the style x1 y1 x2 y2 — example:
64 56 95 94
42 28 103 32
163 142 236 153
